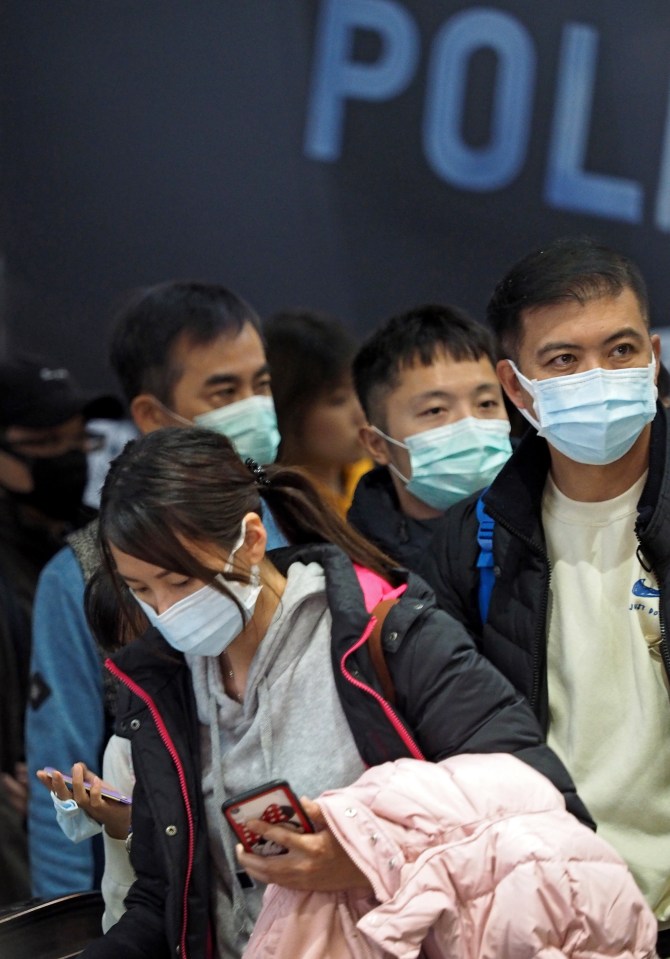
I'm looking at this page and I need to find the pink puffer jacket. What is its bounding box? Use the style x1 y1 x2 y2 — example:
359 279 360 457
244 754 657 959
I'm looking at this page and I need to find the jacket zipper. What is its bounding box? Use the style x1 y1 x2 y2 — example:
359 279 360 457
340 617 425 761
106 658 196 959
485 507 551 717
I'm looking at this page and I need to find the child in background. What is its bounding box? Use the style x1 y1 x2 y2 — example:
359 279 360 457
264 310 371 515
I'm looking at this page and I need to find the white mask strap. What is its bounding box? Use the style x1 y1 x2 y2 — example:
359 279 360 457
224 519 247 573
152 397 193 427
370 424 409 451
370 426 411 483
223 519 261 590
506 360 542 432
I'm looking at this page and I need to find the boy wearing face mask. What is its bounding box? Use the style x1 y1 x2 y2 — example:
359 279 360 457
348 304 512 570
0 355 121 903
26 282 286 902
421 236 670 957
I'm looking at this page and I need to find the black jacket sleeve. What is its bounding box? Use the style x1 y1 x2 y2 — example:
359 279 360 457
384 597 594 829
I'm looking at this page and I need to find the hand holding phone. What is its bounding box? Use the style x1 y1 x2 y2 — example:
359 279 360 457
233 794 373 893
37 764 133 841
42 766 132 804
222 779 314 856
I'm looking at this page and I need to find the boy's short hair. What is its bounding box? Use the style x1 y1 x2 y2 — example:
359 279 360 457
353 303 498 427
487 235 649 362
109 281 260 404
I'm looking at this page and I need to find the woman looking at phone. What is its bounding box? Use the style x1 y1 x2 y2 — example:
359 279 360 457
79 427 589 959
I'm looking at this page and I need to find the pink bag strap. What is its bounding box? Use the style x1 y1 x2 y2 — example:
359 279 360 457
353 565 407 705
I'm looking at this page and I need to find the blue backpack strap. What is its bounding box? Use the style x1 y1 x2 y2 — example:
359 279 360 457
476 488 495 625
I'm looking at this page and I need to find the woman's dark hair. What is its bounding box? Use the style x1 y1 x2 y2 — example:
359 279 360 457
86 426 396 651
264 310 359 448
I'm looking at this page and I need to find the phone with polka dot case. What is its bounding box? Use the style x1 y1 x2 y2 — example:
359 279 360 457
222 779 314 855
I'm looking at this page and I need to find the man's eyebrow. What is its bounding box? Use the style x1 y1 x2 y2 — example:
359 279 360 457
601 327 646 346
472 382 500 393
202 372 239 388
202 364 271 388
536 327 645 357
412 389 453 403
412 383 498 403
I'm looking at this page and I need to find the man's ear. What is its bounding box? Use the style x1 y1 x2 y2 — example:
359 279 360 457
130 395 174 435
496 359 527 410
359 424 391 466
651 333 662 378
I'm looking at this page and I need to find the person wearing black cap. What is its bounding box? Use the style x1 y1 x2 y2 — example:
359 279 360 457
0 355 122 529
0 353 121 905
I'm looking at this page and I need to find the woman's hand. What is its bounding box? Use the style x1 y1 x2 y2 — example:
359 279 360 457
235 797 371 892
36 763 131 840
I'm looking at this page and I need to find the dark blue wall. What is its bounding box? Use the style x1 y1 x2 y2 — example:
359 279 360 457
2 1 670 392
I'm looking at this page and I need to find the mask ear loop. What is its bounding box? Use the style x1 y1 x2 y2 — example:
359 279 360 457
369 425 412 484
506 360 542 433
149 397 193 427
222 518 261 589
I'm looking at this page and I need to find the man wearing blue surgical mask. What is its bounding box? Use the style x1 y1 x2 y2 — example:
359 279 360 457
422 236 670 957
349 304 512 570
26 281 286 902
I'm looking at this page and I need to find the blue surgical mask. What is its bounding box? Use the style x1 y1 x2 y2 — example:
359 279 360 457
374 417 512 511
195 395 280 465
132 522 262 656
509 358 657 466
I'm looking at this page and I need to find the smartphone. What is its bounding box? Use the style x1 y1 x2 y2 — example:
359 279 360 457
222 779 314 856
43 767 132 805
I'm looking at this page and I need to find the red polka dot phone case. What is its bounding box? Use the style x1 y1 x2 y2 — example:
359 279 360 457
222 780 315 855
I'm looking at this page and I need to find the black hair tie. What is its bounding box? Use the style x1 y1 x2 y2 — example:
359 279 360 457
245 458 271 487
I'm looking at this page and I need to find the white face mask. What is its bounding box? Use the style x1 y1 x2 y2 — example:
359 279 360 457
509 358 657 466
132 521 262 656
374 417 512 511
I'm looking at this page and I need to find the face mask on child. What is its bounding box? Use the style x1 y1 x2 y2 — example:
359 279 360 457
132 521 262 656
373 417 512 511
508 358 657 465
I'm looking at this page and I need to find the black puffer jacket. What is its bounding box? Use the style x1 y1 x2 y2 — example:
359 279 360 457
347 465 442 571
81 542 591 959
421 406 670 734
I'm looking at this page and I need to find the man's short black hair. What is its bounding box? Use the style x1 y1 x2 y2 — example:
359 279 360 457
352 303 498 426
109 281 261 404
487 236 649 362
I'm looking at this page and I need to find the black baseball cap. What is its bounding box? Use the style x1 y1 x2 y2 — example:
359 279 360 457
0 355 124 429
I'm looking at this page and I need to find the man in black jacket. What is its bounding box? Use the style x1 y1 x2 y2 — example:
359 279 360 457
422 236 670 954
349 304 512 570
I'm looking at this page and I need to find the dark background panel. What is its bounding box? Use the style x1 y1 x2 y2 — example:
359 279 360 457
2 1 670 394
